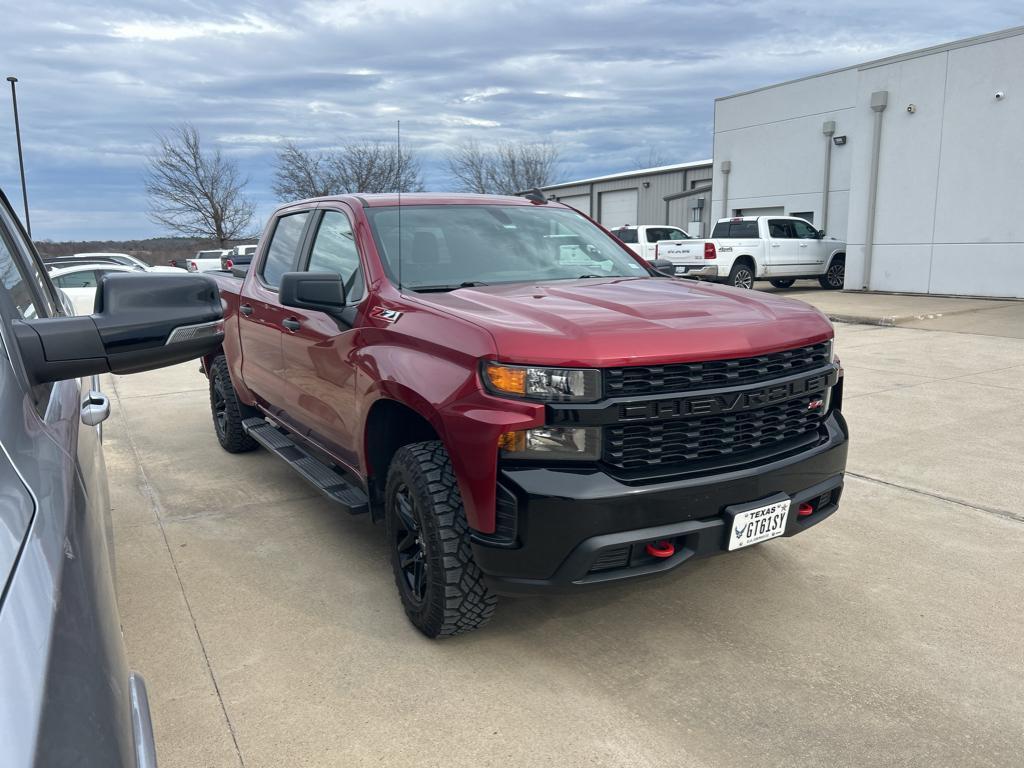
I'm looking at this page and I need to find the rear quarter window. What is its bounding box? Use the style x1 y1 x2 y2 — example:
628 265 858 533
261 211 311 288
611 228 638 244
711 220 759 239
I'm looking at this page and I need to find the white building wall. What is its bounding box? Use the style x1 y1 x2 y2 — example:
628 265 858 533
713 69 857 238
714 27 1024 298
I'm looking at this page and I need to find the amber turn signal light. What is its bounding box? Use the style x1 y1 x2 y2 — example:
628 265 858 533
485 363 527 396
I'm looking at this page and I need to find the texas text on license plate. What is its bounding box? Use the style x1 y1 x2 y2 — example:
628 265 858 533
728 499 791 550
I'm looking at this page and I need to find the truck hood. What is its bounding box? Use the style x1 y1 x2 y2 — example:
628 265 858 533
413 277 833 367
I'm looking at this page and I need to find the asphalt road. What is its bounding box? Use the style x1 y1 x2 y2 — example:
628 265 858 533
106 314 1024 768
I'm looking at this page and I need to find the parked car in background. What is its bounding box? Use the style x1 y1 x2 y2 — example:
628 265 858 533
0 187 225 767
221 244 257 271
44 252 185 273
609 225 691 261
187 249 231 273
48 263 139 315
200 193 847 639
659 216 846 289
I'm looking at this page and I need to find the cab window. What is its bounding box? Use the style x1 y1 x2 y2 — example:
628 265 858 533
792 220 820 239
768 219 796 239
261 211 310 288
54 270 99 289
306 211 365 303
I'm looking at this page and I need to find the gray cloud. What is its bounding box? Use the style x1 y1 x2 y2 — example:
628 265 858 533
1 1 1021 239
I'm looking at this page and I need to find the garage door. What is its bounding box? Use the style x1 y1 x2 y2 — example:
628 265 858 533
599 189 638 228
558 194 591 216
735 206 784 218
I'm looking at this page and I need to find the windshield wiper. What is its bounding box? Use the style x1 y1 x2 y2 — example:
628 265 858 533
410 281 488 293
576 274 610 279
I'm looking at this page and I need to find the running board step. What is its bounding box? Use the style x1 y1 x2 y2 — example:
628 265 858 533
242 418 369 514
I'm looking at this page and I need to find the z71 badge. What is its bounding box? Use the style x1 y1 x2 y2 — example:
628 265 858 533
371 307 403 323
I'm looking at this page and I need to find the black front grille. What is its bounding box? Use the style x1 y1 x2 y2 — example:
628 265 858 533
603 393 825 471
604 342 831 398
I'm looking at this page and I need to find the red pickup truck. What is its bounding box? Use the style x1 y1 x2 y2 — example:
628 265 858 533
201 193 848 637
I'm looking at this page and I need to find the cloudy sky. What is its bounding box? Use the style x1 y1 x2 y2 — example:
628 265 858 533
1 1 1021 241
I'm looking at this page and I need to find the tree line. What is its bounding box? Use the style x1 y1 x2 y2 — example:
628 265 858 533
146 123 561 245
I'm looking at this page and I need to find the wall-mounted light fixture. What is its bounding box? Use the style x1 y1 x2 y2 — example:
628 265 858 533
833 135 847 146
642 181 650 188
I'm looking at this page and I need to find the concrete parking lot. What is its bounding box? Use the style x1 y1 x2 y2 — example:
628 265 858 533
106 295 1024 768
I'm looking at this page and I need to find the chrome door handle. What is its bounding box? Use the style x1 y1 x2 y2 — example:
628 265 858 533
240 304 254 316
82 390 110 427
799 243 808 247
282 318 301 332
771 244 781 248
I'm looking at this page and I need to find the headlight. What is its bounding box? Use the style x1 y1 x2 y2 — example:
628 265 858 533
498 426 601 461
483 363 600 403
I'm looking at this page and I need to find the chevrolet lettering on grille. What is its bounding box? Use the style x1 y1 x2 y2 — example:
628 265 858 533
617 371 836 422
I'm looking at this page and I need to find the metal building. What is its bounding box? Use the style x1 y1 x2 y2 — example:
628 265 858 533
713 26 1024 298
539 160 714 237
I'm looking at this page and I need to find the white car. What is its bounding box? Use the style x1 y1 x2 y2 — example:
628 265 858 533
187 249 231 273
71 252 186 273
660 216 846 290
608 225 691 261
49 264 140 315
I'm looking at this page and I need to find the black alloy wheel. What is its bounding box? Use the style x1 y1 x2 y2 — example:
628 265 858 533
208 356 259 453
392 482 428 606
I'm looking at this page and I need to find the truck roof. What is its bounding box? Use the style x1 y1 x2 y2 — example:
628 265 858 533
284 193 548 208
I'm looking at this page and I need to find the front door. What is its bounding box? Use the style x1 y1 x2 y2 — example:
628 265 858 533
278 206 366 471
790 218 829 274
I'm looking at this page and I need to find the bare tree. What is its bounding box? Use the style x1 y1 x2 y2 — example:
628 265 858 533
271 142 335 200
446 139 560 195
145 124 254 245
272 141 423 200
630 147 670 169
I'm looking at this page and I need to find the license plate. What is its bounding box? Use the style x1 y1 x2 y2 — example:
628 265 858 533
728 499 790 550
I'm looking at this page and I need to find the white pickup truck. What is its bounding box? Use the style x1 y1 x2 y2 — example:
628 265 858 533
609 225 691 261
656 216 846 290
187 249 231 273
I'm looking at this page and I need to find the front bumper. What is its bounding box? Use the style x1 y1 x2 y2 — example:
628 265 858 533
673 263 719 278
472 411 848 594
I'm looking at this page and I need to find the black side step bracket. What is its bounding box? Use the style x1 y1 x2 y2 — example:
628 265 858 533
242 417 369 514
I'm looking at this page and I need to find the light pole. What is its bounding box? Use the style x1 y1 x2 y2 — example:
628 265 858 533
6 76 31 238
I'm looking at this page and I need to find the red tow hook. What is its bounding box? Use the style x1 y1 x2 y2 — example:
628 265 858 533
798 502 815 517
645 540 675 558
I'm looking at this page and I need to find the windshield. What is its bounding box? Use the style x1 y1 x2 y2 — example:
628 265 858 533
366 205 648 290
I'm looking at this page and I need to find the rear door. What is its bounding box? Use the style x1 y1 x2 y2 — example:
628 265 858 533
766 218 800 275
238 206 315 419
278 205 366 470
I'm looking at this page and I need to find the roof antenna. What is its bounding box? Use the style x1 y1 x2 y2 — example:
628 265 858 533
396 119 403 293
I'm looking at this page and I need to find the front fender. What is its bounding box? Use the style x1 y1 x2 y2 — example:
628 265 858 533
356 346 542 533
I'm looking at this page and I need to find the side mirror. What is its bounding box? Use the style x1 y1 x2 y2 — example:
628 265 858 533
279 272 346 313
13 273 224 385
818 229 826 239
648 258 677 276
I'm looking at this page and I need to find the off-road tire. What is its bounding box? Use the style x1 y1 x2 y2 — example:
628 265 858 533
769 279 796 289
385 441 497 637
209 356 259 453
727 261 755 289
819 256 845 290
